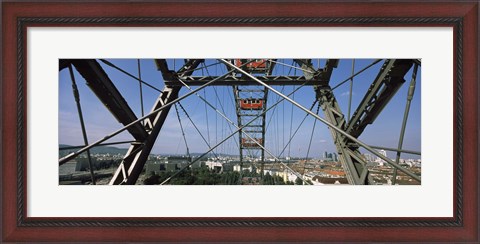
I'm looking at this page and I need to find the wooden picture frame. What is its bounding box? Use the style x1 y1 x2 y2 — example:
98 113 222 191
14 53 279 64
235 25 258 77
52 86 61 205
2 1 478 242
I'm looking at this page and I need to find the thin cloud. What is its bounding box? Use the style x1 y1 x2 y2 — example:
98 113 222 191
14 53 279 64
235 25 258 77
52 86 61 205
341 91 355 96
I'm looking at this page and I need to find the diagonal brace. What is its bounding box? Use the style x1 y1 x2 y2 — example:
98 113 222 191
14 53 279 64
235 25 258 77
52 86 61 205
69 59 148 141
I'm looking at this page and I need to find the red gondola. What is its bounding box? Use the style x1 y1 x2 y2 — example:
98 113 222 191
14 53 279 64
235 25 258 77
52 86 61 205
240 99 264 110
241 138 263 148
235 59 268 73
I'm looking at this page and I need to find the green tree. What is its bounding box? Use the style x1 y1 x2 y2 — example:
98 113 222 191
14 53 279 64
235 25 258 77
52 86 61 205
263 172 273 185
295 177 303 185
143 172 160 185
274 175 285 185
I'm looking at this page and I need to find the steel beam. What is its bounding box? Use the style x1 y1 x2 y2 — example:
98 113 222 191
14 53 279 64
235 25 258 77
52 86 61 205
59 60 71 71
260 88 268 170
154 59 175 80
345 59 414 138
68 64 96 184
155 59 204 80
59 140 135 150
234 85 268 166
233 86 243 163
166 76 327 86
293 59 317 80
177 59 204 76
320 59 340 81
316 87 374 184
70 59 148 141
298 58 373 184
368 145 421 155
109 86 180 185
392 63 419 184
232 59 272 175
295 59 371 184
109 60 204 185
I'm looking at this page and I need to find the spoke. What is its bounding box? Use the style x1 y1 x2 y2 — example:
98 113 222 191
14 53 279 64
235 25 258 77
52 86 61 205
368 145 421 155
174 103 191 159
267 59 315 74
137 59 145 120
177 102 219 159
265 87 285 131
99 59 163 93
392 63 419 184
202 62 240 149
179 60 222 75
279 101 318 159
303 104 321 180
288 85 295 158
331 59 382 90
202 67 211 149
265 60 294 132
68 64 96 184
59 140 135 150
347 59 355 122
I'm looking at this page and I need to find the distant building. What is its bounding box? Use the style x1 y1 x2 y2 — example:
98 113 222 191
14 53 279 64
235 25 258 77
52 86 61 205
144 156 191 174
165 163 177 172
312 175 348 184
205 160 223 173
233 164 241 172
375 149 388 166
363 153 374 162
145 161 164 175
322 151 338 162
332 153 338 162
222 163 234 172
245 164 256 173
165 156 191 164
190 161 205 169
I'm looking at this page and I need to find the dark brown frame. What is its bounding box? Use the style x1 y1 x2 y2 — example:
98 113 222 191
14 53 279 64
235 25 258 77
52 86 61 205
2 1 478 242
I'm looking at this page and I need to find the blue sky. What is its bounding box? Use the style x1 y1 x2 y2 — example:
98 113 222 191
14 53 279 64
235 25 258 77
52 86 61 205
59 59 421 159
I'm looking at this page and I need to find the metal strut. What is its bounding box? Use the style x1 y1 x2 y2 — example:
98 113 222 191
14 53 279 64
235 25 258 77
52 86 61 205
315 59 415 185
316 84 374 184
392 63 419 184
232 59 273 177
345 59 415 138
319 59 416 184
177 102 219 159
110 59 203 184
109 86 181 185
294 59 372 184
69 59 148 141
67 64 96 184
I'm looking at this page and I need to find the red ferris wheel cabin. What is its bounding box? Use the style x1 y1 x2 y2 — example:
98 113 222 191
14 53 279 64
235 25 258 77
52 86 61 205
240 98 264 110
241 138 263 148
235 59 268 73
